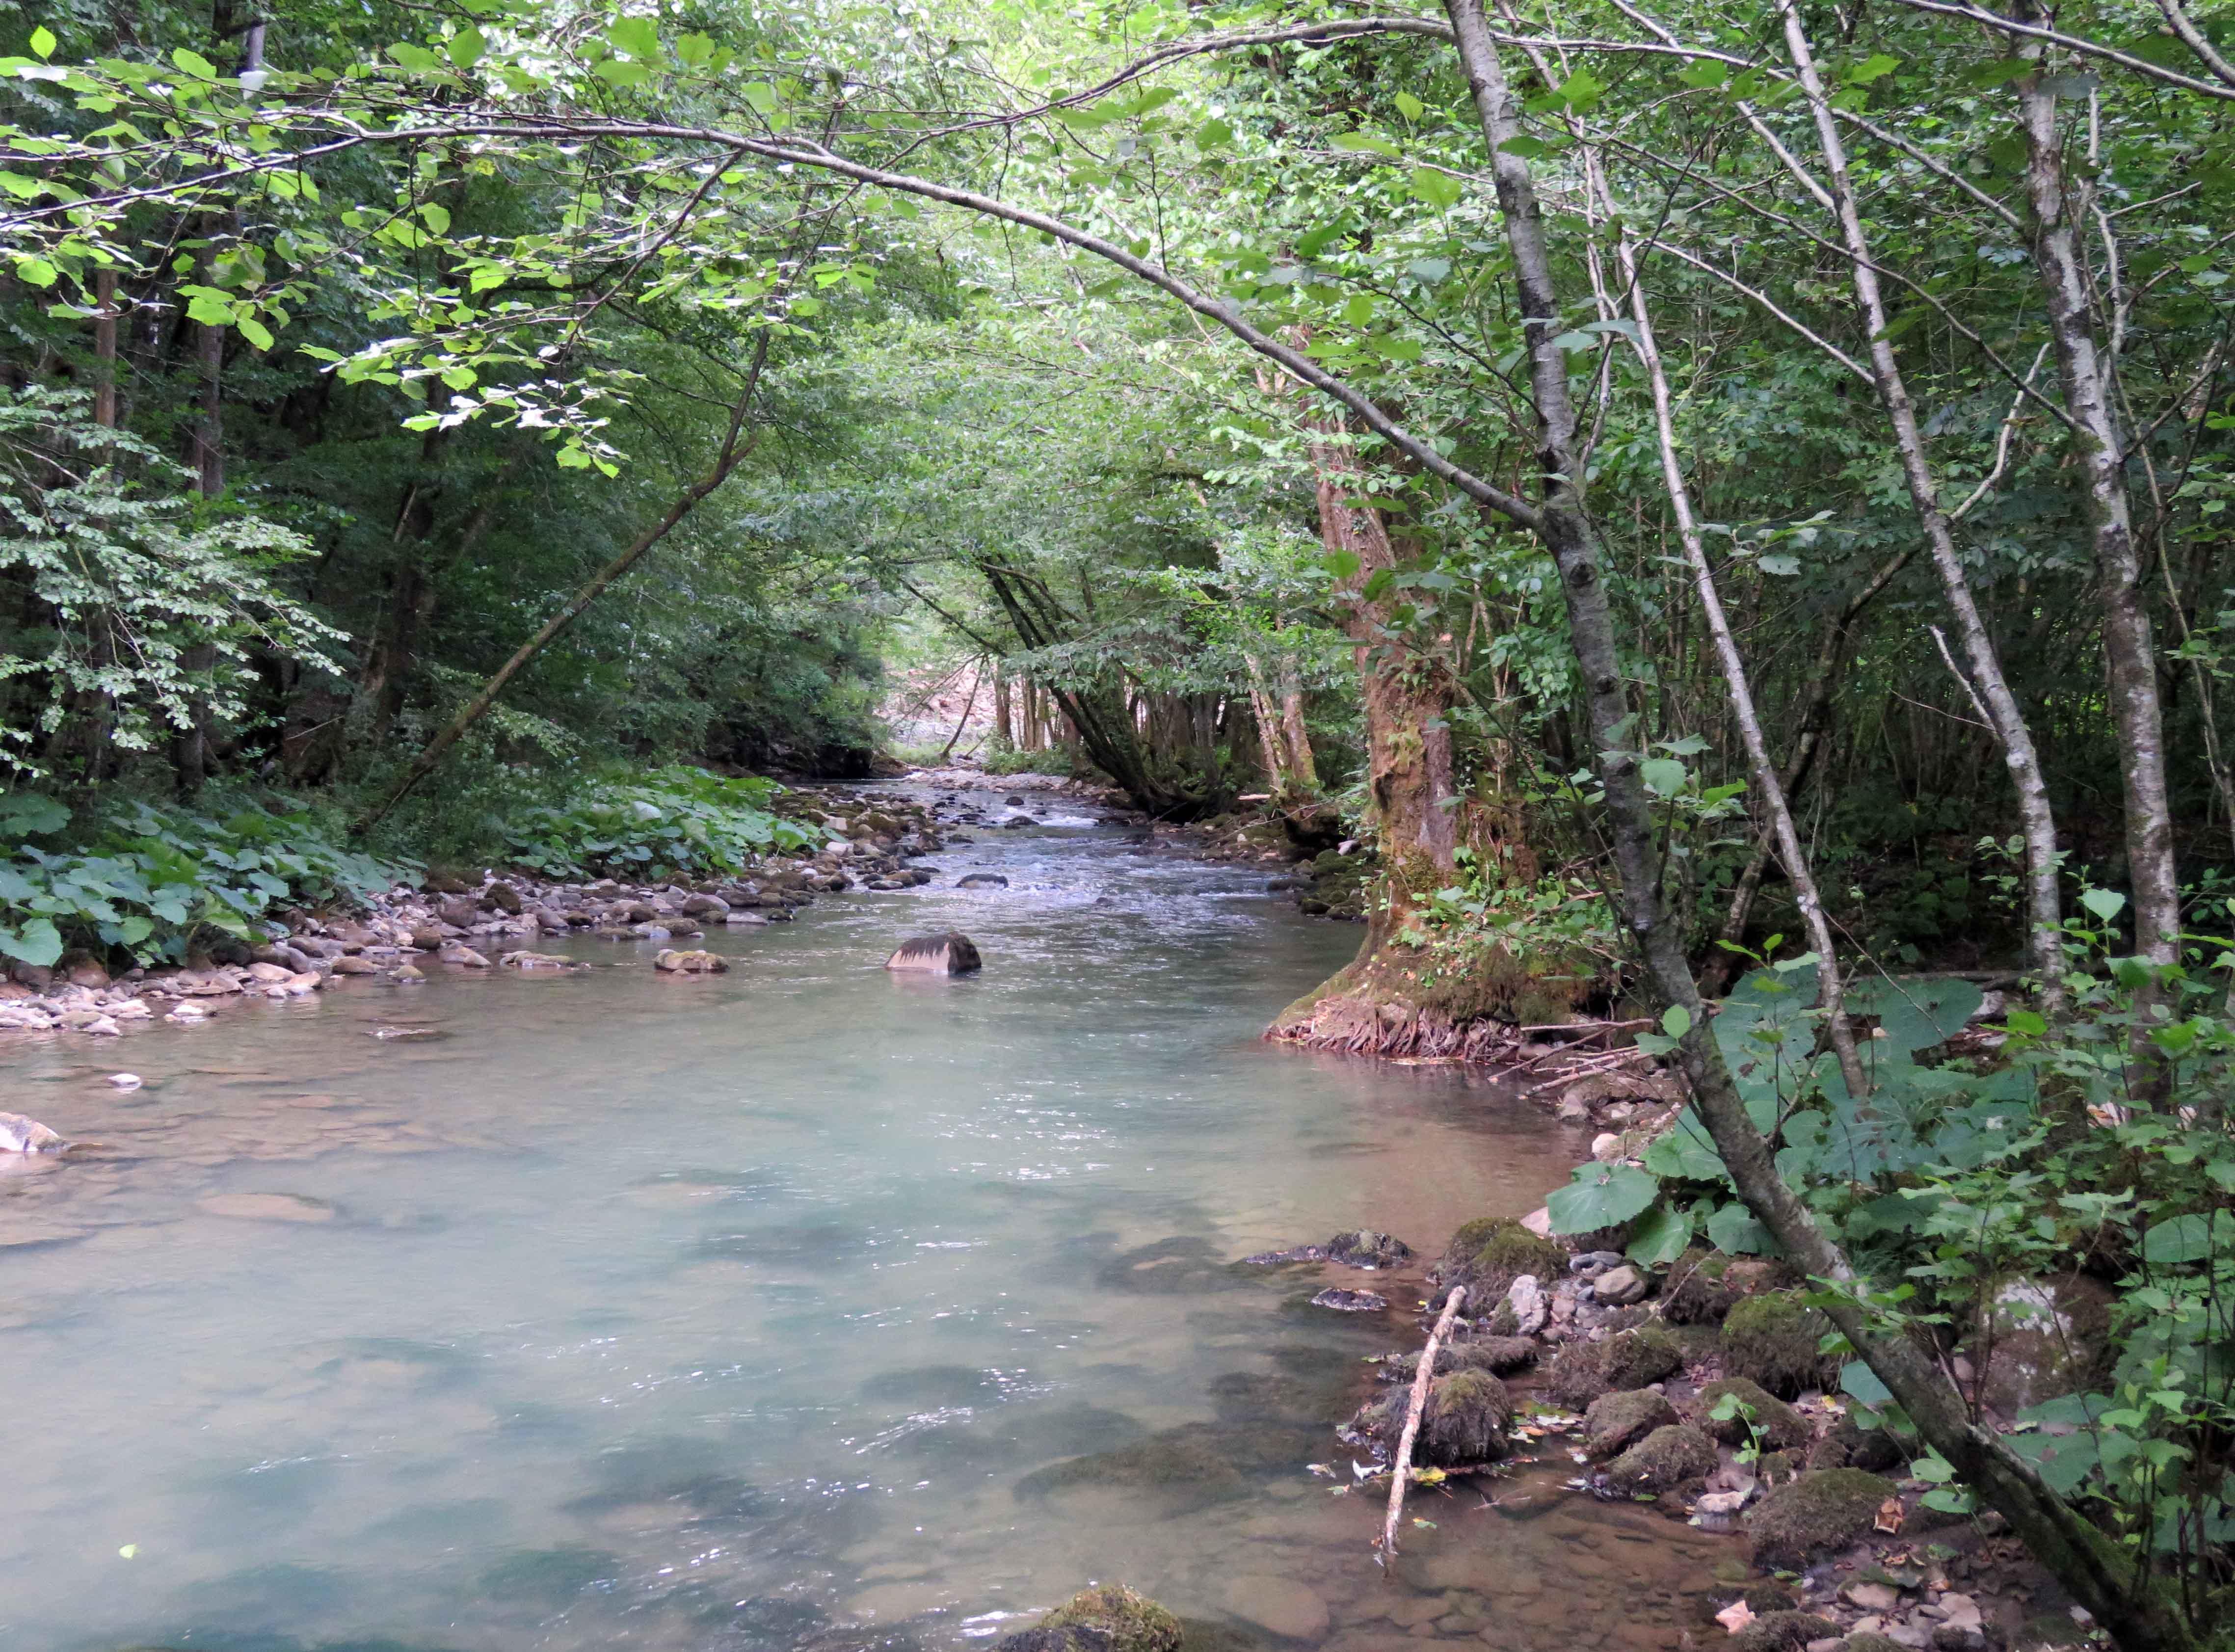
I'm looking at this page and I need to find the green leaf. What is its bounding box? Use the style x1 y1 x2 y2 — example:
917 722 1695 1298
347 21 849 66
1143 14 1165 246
1497 134 1547 160
29 26 55 59
448 27 485 69
171 47 218 79
2141 1211 2235 1264
1546 1164 1661 1234
1840 1361 1893 1406
1409 167 1463 210
1625 1204 1694 1267
1844 53 1900 85
14 255 56 289
1677 58 1727 89
1556 68 1604 110
1330 130 1402 160
1393 90 1426 120
0 916 63 967
1371 335 1422 363
1640 757 1688 797
606 16 660 59
1194 118 1234 149
740 80 777 113
1705 1201 1775 1254
2080 887 2127 922
236 313 274 350
1642 1110 1725 1179
1662 1004 1692 1039
593 57 650 86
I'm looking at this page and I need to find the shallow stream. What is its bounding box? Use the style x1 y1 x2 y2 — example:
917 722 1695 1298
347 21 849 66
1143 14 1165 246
0 787 1728 1652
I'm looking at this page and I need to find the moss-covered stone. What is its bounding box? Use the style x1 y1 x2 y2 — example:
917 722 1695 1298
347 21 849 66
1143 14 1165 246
1695 1378 1813 1452
1807 1414 1904 1475
1844 1636 1911 1652
1747 1468 1898 1569
1604 1324 1683 1388
1382 1336 1537 1383
1544 1326 1684 1410
1730 1611 1843 1652
1605 1423 1719 1493
1661 1249 1742 1325
1583 1388 1679 1457
1435 1217 1567 1300
1355 1369 1512 1466
1034 1586 1183 1652
1721 1291 1841 1398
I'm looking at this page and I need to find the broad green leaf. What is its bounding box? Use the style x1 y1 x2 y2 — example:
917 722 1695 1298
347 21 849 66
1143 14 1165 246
606 16 660 59
1409 167 1463 210
2080 886 2127 922
1705 1200 1775 1254
1662 1004 1692 1039
1642 1110 1725 1179
1677 58 1727 89
1546 1164 1660 1234
1640 757 1688 797
740 80 777 113
1393 90 1425 119
1330 130 1401 160
29 26 55 58
448 27 485 69
171 47 217 79
1625 1203 1694 1266
0 917 63 967
236 314 274 350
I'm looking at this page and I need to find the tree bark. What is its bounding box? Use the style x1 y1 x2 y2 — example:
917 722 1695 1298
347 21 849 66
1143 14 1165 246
2012 7 2179 981
1278 659 1319 790
92 269 117 429
1775 0 2069 1013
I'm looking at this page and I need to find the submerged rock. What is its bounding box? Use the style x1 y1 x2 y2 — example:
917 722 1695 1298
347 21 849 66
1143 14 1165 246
652 949 727 974
0 1112 65 1153
1605 1422 1719 1494
1353 1369 1512 1466
1582 1388 1679 1457
1309 1286 1387 1312
885 933 983 974
1023 1585 1182 1652
1243 1230 1414 1270
957 873 1010 888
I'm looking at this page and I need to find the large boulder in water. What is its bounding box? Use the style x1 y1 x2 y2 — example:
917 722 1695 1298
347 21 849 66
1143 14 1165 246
885 933 983 974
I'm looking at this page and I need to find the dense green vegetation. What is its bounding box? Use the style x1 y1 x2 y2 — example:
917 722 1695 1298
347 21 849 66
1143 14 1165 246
8 0 2235 1640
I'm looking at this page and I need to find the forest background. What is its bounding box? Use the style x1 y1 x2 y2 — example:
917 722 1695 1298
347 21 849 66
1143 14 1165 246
8 0 2235 1644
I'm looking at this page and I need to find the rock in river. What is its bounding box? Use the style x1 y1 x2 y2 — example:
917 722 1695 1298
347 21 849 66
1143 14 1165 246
654 949 728 974
885 933 983 975
957 873 1009 888
0 1112 66 1153
1309 1287 1386 1312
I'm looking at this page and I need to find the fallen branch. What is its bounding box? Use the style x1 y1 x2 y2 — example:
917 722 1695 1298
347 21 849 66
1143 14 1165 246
1381 1284 1464 1565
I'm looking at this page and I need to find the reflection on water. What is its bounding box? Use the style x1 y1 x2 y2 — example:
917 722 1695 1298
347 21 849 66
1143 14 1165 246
0 788 1720 1652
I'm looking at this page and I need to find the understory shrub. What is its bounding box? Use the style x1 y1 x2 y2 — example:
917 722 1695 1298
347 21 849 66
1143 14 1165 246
498 765 818 881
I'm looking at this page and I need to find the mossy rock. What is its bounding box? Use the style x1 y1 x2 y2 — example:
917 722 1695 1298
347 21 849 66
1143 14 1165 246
1382 1336 1538 1383
1582 1388 1678 1457
1605 1423 1719 1493
1034 1586 1183 1652
1845 1637 1913 1652
1730 1612 1842 1652
1661 1249 1742 1325
1695 1378 1813 1452
1747 1469 1898 1569
1435 1217 1566 1300
1807 1414 1904 1475
1604 1324 1683 1388
1544 1327 1682 1410
1721 1291 1841 1398
1356 1370 1512 1466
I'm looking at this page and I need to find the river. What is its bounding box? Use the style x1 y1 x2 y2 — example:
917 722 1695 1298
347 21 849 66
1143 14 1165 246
0 784 1727 1652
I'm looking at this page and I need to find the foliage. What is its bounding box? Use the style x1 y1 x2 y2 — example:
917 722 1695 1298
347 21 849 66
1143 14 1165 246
497 765 818 882
0 787 409 966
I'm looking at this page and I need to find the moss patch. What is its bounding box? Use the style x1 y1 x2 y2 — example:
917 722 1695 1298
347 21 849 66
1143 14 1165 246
1730 1612 1843 1652
1694 1378 1813 1452
1544 1326 1683 1410
1383 1336 1537 1382
1747 1468 1898 1568
1605 1423 1719 1493
1357 1370 1512 1466
1437 1218 1567 1300
1721 1291 1840 1398
1038 1586 1183 1652
1583 1388 1678 1458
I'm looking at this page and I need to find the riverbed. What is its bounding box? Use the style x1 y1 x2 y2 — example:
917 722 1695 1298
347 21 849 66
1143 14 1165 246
0 786 1728 1652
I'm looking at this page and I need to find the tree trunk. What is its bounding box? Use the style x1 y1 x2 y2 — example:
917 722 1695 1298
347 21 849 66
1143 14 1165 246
2013 11 2179 985
992 666 1013 747
1278 660 1319 790
1266 417 1552 1060
1777 0 2069 1013
92 269 117 429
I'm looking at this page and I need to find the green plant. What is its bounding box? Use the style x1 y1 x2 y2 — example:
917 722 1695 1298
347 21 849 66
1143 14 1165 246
498 765 817 881
0 789 410 967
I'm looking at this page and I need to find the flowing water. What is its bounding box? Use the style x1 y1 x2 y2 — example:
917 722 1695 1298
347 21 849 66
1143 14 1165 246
0 787 1729 1652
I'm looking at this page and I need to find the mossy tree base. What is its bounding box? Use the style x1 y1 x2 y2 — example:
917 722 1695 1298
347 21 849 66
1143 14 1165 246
1264 922 1596 1062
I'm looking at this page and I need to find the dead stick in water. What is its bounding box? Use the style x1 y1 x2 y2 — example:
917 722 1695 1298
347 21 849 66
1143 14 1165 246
1381 1284 1465 1566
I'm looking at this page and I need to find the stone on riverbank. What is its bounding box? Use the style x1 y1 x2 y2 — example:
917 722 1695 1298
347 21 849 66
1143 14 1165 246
885 933 983 974
1433 1216 1567 1304
1582 1388 1678 1457
1380 1335 1538 1382
1730 1612 1844 1652
0 1112 65 1153
1696 1378 1813 1451
1309 1287 1386 1312
1354 1369 1512 1466
1747 1469 1899 1568
1546 1325 1683 1409
1606 1423 1719 1494
1723 1291 1842 1397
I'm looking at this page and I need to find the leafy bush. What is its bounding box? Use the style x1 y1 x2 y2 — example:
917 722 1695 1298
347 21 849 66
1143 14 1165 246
0 790 411 968
981 743 1077 777
498 766 818 880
